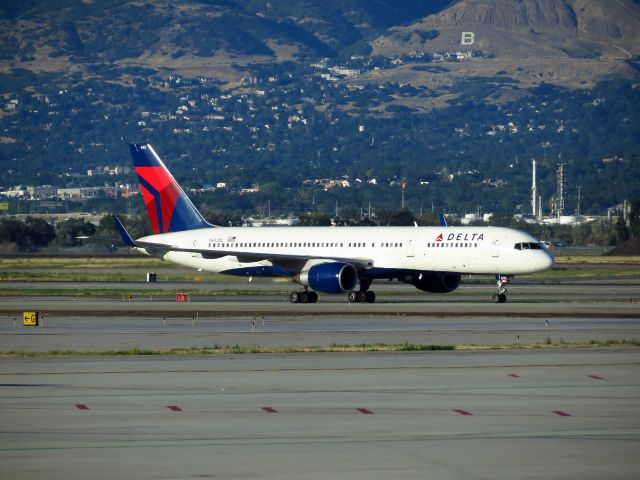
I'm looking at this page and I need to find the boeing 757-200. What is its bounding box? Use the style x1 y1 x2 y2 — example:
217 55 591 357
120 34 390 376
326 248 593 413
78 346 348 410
115 144 554 303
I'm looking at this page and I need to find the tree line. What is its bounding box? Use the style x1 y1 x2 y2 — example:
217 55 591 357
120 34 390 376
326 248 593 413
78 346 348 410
2 199 638 252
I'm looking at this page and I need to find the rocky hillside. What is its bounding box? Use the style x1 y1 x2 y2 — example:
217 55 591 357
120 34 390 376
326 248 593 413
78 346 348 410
367 0 640 88
0 0 450 73
373 0 640 59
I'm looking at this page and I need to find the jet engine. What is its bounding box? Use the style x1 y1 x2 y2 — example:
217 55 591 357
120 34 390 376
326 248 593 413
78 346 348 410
294 262 358 294
405 271 461 293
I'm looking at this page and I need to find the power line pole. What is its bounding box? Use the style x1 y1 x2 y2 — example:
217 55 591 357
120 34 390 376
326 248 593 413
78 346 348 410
577 185 582 216
401 177 407 209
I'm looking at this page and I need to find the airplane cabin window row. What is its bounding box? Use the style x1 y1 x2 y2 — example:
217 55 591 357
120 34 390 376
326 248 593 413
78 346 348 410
427 242 479 248
207 241 406 249
206 241 486 249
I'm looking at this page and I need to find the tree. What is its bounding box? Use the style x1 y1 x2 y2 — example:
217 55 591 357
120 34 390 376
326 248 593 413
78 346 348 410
0 217 55 250
377 208 416 226
298 212 331 226
629 199 640 238
54 219 97 247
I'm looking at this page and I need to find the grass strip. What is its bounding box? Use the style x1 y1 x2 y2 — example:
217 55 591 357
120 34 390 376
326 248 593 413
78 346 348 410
1 339 638 358
0 288 291 297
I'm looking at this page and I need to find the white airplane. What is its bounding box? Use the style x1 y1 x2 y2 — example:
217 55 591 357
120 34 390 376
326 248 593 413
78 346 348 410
115 144 554 303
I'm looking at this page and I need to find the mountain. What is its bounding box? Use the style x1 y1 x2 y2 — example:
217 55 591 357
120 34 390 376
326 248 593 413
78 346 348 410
0 0 451 75
1 0 638 87
369 0 640 88
0 0 639 216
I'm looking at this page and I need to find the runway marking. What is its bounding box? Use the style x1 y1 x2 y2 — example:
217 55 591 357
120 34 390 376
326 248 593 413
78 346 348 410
507 373 521 378
356 408 374 415
167 405 182 412
587 374 604 380
262 407 278 413
453 409 473 416
75 404 89 410
552 410 571 417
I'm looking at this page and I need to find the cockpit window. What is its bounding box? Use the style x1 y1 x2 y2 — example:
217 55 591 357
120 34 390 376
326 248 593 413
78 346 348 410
514 242 543 250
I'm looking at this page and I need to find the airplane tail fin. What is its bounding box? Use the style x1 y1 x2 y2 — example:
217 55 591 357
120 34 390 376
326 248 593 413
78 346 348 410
129 144 212 234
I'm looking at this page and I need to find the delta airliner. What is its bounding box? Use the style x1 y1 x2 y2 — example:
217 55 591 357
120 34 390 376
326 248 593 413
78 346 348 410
115 144 554 303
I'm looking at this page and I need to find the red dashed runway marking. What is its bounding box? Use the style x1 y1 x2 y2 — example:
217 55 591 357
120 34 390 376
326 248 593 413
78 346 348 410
75 404 89 410
587 374 604 380
453 409 473 416
167 405 182 412
508 373 521 378
356 408 374 414
262 407 278 413
552 410 571 417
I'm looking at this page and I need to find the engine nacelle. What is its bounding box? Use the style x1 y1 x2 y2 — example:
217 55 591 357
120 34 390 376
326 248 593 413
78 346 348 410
295 262 358 294
405 271 461 293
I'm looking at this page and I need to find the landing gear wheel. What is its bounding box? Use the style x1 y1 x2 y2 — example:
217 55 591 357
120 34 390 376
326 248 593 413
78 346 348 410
348 290 376 303
492 293 507 303
492 275 511 304
290 290 318 304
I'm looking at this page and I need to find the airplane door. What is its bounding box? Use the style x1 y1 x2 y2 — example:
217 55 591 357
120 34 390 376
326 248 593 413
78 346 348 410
492 237 500 258
406 233 416 257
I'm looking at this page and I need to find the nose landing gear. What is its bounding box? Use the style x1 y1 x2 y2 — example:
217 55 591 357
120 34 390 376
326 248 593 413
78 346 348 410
492 275 511 303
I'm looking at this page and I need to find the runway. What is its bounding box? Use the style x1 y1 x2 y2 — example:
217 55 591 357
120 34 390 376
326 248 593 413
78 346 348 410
1 350 639 479
1 311 640 352
2 277 640 478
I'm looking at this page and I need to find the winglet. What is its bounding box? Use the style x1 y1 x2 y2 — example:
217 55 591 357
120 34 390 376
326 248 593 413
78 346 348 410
439 211 448 227
113 216 138 247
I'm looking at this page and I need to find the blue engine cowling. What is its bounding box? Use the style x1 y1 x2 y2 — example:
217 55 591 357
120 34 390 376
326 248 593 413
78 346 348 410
304 262 359 294
408 272 461 293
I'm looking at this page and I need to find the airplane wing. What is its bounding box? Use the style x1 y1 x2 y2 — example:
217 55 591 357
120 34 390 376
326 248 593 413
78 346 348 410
137 238 374 267
115 216 373 268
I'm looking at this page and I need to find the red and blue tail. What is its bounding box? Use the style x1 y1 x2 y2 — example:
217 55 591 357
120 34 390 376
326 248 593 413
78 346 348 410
129 144 212 234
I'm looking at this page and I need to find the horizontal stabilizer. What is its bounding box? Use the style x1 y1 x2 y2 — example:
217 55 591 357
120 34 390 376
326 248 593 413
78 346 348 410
113 215 137 247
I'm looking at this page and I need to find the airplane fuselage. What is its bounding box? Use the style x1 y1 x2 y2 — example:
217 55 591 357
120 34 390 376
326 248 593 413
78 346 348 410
137 225 554 279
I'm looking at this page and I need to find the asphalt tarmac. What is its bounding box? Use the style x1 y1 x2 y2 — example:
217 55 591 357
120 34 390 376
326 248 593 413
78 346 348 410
1 311 639 352
1 280 639 478
1 350 639 479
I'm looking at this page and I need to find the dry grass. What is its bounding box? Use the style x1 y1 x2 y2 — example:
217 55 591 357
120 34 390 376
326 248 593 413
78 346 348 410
2 340 637 357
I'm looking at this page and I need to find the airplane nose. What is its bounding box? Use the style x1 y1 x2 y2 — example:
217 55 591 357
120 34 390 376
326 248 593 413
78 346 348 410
542 251 555 270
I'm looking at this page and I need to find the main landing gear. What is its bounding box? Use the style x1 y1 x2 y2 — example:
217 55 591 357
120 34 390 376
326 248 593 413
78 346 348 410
348 290 376 303
492 275 511 303
289 290 318 304
348 278 376 303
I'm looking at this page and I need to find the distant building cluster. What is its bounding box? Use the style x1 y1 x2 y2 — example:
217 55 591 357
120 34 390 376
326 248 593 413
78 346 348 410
0 184 139 200
87 165 130 176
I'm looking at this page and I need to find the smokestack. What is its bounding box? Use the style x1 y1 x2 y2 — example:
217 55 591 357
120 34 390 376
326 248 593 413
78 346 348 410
532 159 537 218
538 195 542 220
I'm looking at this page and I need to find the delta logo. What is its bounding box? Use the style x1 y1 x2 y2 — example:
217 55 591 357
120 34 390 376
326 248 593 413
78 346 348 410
434 233 485 242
